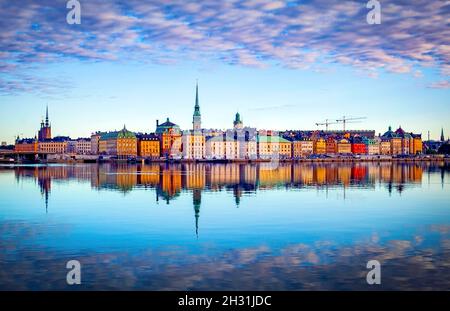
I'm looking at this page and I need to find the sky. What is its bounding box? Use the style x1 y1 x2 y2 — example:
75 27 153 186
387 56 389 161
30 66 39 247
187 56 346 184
0 0 449 143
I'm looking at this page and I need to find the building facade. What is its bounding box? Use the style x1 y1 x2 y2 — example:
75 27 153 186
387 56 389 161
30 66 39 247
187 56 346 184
257 135 292 159
99 126 137 157
156 118 182 158
137 134 160 158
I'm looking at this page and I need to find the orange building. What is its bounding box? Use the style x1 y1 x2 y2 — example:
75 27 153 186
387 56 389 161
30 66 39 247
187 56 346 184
156 118 182 158
15 138 38 153
313 138 326 154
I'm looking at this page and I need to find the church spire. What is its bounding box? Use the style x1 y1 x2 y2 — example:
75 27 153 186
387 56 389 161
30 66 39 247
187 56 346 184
441 128 445 142
45 105 49 127
193 80 201 131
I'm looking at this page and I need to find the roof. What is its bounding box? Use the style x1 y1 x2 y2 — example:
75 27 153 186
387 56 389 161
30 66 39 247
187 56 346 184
100 127 136 140
257 135 291 143
156 118 181 134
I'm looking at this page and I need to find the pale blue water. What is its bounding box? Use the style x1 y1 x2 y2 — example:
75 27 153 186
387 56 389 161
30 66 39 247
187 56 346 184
0 162 449 290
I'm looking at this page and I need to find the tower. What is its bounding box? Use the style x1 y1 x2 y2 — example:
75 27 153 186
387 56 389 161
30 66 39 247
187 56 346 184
441 128 445 142
233 112 243 130
38 105 52 140
193 81 201 131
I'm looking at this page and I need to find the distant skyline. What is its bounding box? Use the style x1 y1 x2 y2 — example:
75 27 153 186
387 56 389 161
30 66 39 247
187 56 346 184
1 0 449 143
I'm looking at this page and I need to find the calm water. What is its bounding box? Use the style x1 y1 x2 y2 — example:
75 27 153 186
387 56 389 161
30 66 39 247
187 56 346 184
0 162 449 290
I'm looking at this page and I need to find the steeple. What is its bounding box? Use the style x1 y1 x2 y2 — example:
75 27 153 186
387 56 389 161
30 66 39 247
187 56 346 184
193 81 201 131
233 111 243 129
45 105 49 127
441 128 445 142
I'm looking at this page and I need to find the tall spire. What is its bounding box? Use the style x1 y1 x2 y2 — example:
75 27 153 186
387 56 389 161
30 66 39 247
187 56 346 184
441 128 445 142
194 80 200 116
45 105 49 127
193 80 201 131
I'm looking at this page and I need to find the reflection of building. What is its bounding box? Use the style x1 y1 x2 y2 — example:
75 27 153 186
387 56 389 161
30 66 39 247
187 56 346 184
156 118 182 158
99 126 137 157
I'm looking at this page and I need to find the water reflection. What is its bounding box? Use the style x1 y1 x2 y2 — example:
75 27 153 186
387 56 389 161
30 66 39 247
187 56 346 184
0 162 449 290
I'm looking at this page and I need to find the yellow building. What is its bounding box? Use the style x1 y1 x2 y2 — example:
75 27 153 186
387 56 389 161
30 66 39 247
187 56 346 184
257 135 292 159
99 126 137 157
206 134 239 160
336 139 351 154
380 140 391 155
38 137 69 154
137 134 160 158
390 137 402 155
412 135 423 155
313 138 326 154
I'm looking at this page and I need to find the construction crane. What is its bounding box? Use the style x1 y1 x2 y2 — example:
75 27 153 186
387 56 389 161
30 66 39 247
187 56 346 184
336 116 367 131
315 119 339 131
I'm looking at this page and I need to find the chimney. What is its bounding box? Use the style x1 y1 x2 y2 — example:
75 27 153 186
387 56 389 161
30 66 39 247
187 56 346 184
156 119 159 127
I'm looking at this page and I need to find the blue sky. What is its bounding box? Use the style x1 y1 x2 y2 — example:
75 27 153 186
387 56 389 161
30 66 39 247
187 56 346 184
0 0 449 143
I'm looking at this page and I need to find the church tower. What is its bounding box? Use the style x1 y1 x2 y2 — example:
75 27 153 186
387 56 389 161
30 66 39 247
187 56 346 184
233 112 243 130
38 105 52 140
193 82 201 131
441 128 445 142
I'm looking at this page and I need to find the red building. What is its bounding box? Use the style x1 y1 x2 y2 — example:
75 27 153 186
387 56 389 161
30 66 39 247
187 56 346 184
351 142 367 154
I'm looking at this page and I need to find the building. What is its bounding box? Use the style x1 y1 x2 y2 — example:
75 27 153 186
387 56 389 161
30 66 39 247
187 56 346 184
38 106 52 141
15 137 38 153
183 83 206 160
156 118 182 158
325 137 337 154
137 133 160 158
364 137 381 155
336 138 351 154
235 128 257 160
293 138 314 158
206 134 239 160
233 112 243 130
257 135 292 159
99 126 137 157
90 132 103 155
381 126 422 155
351 137 367 155
380 139 391 155
38 136 69 154
412 134 423 155
313 138 326 154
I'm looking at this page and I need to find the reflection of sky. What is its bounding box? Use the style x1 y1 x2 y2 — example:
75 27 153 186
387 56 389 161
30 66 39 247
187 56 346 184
0 164 449 290
0 165 448 253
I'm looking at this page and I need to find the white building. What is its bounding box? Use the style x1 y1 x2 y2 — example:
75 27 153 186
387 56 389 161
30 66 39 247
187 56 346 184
206 134 240 160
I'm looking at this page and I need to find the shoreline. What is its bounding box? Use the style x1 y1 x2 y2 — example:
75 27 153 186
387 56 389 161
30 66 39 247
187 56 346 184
3 156 448 165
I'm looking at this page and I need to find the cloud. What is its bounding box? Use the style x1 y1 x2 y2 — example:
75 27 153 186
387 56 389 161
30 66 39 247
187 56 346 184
427 80 450 89
0 0 449 94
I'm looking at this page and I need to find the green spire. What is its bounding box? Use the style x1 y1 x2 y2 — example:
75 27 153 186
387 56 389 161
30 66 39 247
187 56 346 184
194 81 200 117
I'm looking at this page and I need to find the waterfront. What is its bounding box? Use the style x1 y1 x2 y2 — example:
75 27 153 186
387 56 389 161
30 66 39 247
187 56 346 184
0 162 449 290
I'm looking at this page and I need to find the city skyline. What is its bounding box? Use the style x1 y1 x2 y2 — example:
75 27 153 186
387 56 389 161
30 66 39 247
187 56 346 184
1 0 449 143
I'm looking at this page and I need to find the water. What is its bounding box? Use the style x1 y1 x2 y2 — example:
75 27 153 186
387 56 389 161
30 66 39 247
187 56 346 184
0 162 449 290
